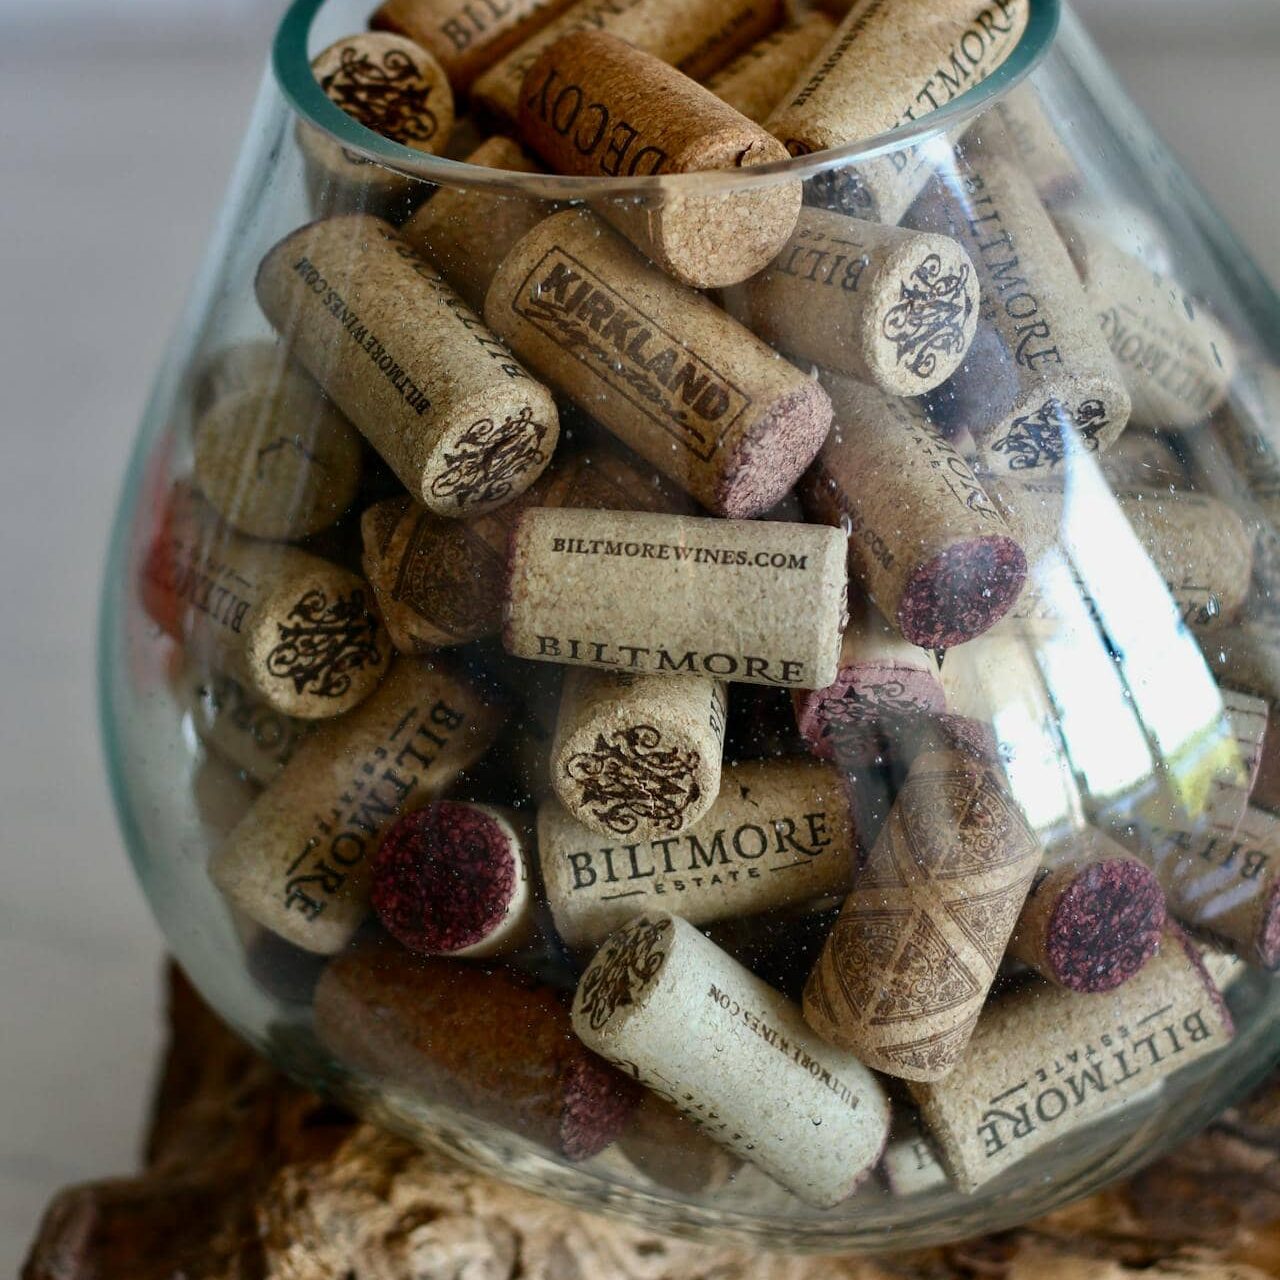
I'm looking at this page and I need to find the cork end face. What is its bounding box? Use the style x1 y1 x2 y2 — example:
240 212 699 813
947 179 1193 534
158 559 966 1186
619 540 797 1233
798 665 948 762
896 536 1027 649
1173 926 1236 1039
1045 859 1166 994
573 914 676 1041
559 1054 640 1161
1258 877 1280 970
371 803 519 954
714 379 834 519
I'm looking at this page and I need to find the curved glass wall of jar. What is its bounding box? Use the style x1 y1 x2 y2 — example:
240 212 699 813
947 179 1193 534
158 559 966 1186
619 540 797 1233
101 0 1280 1253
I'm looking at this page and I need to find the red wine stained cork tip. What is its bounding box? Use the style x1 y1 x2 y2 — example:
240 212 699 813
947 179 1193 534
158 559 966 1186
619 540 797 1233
898 538 1027 650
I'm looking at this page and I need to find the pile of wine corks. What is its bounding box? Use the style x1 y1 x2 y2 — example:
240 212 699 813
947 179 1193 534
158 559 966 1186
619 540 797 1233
149 0 1280 1215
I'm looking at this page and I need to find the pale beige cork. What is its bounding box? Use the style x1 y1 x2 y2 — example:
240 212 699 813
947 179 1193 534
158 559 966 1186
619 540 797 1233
800 374 1025 649
140 487 392 720
371 0 578 90
191 339 292 420
209 657 506 955
400 135 550 312
550 670 727 839
538 757 856 947
967 82 1082 206
174 664 308 787
256 214 559 519
485 209 832 517
361 449 683 652
739 209 979 394
472 0 781 122
1211 363 1280 528
504 507 848 689
616 1093 742 1195
516 31 801 289
911 926 1234 1192
1098 428 1187 490
705 14 836 124
572 912 892 1206
910 155 1132 475
881 1126 949 1196
298 32 455 217
192 364 363 542
1207 690 1268 834
803 748 1043 1082
766 0 1030 225
1057 216 1238 431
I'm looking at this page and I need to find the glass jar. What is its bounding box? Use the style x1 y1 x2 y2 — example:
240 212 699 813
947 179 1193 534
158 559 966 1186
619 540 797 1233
100 0 1280 1251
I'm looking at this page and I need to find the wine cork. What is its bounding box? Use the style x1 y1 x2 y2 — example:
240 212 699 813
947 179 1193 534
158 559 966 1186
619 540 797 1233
616 1093 741 1194
176 664 308 786
371 0 577 90
705 14 836 124
1129 809 1280 969
766 0 1030 225
1058 216 1238 431
256 214 559 518
1212 364 1280 526
400 135 550 311
803 749 1042 1081
911 927 1234 1192
1203 622 1280 706
298 33 454 216
472 0 781 122
792 608 945 767
484 209 832 518
315 936 637 1159
968 82 1082 206
910 156 1132 474
516 31 801 289
739 209 980 395
1098 428 1187 490
191 339 291 420
800 375 1025 648
1007 827 1166 993
192 754 261 841
539 758 856 947
550 670 727 839
209 657 506 954
192 363 363 541
571 912 892 1206
504 507 848 689
1206 690 1268 834
141 488 391 720
371 801 532 957
362 450 680 653
882 1130 949 1196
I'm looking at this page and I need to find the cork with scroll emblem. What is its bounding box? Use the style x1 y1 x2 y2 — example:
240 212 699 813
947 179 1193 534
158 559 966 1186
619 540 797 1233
550 670 727 840
361 450 684 653
705 13 836 124
738 208 979 395
803 748 1043 1082
516 31 801 290
571 911 892 1206
141 485 391 721
256 214 559 519
909 155 1132 476
485 208 832 519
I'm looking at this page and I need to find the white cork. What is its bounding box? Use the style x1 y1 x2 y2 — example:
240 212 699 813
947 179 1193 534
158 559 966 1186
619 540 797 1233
572 912 892 1206
539 757 857 948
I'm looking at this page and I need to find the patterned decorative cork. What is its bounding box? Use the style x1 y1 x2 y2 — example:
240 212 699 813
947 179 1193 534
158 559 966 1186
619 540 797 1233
315 936 637 1160
1058 216 1238 431
1007 827 1166 993
910 155 1132 475
803 749 1042 1082
362 450 680 652
793 607 945 767
1126 807 1280 969
571 912 892 1206
911 926 1234 1192
208 657 506 955
472 0 782 122
801 375 1025 648
616 1093 741 1195
192 363 363 541
400 135 550 312
371 0 578 90
517 31 801 289
504 507 848 689
766 0 1030 224
550 670 727 839
705 14 836 124
968 82 1082 207
484 209 832 518
739 209 979 395
256 214 559 519
298 33 454 216
141 486 391 720
538 757 856 947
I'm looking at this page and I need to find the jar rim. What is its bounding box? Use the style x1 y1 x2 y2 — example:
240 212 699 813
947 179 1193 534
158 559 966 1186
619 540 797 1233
275 0 1061 198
